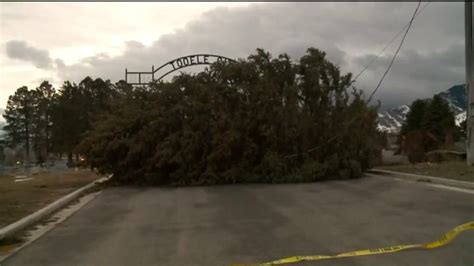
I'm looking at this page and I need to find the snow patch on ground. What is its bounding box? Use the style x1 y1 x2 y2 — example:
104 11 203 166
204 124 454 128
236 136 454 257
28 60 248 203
395 104 410 115
455 111 466 126
377 123 398 133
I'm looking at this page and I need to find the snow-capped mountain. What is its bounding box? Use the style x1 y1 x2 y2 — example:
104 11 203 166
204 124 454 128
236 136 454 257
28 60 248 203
438 84 466 115
377 105 410 132
378 84 467 133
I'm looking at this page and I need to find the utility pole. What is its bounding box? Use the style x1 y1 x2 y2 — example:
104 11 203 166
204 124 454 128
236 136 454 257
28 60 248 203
467 0 474 166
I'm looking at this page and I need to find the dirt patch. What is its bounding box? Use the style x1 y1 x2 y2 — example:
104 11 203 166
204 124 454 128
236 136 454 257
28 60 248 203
377 161 474 182
0 236 22 255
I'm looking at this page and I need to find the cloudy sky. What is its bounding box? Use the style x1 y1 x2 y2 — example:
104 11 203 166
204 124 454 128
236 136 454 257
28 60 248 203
0 2 466 109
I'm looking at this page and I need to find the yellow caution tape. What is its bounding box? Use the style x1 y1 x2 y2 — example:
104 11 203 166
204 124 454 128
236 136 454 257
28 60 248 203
232 221 474 266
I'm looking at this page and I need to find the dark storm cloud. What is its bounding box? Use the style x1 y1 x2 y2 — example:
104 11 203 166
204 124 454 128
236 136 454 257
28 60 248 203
5 40 53 69
7 2 465 108
353 42 465 108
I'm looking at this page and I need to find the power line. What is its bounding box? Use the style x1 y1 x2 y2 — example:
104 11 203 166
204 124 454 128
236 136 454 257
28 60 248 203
352 1 430 84
285 1 423 159
366 0 422 104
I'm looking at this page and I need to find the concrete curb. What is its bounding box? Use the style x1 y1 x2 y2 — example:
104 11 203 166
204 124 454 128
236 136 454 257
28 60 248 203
0 176 108 241
370 169 474 190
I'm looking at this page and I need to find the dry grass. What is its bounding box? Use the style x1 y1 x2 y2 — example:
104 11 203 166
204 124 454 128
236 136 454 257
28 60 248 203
0 169 101 228
377 161 474 182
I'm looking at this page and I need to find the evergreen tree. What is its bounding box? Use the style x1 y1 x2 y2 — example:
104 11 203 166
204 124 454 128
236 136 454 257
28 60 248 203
77 47 385 185
51 77 117 166
401 94 457 160
422 94 455 145
31 81 56 164
51 81 85 165
401 99 428 134
3 86 34 161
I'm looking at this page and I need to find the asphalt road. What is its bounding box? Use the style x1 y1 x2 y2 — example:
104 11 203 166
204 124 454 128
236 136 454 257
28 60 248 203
3 175 474 266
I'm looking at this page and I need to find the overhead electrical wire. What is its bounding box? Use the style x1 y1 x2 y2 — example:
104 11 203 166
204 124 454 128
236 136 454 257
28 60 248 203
285 0 424 159
352 0 430 84
365 0 422 104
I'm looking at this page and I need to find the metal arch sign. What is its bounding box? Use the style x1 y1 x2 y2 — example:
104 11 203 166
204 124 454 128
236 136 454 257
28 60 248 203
125 54 236 85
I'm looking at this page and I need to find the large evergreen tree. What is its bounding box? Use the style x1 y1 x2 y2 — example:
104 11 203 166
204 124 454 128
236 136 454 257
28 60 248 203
422 94 455 144
77 48 385 185
3 78 119 166
401 99 429 134
401 94 457 161
51 77 117 166
3 86 35 161
31 81 56 164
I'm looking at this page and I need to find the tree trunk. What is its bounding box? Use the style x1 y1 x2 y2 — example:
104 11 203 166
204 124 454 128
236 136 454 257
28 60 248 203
24 97 30 164
67 152 74 168
444 128 454 148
